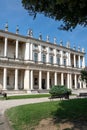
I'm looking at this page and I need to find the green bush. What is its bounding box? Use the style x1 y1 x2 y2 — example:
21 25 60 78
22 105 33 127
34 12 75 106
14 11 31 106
49 85 71 96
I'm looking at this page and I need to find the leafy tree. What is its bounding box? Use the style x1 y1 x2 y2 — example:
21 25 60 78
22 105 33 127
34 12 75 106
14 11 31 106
81 69 87 83
22 0 87 31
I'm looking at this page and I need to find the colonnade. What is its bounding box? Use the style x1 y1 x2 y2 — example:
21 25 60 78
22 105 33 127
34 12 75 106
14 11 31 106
2 68 86 91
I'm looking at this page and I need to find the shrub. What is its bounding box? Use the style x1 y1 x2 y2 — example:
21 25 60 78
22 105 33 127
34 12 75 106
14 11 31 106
49 85 71 96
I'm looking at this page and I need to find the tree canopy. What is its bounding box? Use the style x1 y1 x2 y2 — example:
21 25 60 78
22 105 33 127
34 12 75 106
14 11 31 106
81 69 87 83
22 0 87 31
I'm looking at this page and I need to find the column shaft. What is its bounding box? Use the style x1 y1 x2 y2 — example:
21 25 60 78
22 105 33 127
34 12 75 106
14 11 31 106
30 44 33 61
16 40 19 59
75 74 77 89
61 73 64 85
39 70 42 89
31 70 33 89
24 70 30 90
3 68 7 90
4 37 7 57
47 71 50 89
15 69 18 90
74 55 76 67
54 72 57 85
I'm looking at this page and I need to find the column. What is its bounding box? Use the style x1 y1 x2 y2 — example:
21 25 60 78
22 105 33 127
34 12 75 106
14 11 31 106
75 74 77 89
38 45 41 63
4 37 8 57
47 71 50 89
30 43 33 61
15 69 18 90
60 50 63 66
67 73 70 88
24 70 30 90
39 70 42 89
15 40 19 59
25 42 30 60
3 68 7 90
78 55 81 68
54 49 56 65
69 74 72 89
68 52 71 66
61 73 64 85
82 56 85 68
31 70 33 90
74 54 76 67
54 72 57 85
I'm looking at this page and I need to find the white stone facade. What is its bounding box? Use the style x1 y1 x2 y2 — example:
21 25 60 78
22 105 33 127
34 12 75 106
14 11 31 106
0 29 86 92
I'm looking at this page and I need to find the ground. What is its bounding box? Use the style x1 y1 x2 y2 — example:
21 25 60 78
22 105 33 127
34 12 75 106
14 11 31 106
33 118 87 130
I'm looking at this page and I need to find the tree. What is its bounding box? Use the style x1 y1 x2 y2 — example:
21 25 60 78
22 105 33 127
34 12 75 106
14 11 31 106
81 69 87 83
22 0 87 31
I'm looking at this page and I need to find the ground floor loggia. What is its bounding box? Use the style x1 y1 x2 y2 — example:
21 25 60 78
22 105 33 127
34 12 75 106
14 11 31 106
0 68 86 92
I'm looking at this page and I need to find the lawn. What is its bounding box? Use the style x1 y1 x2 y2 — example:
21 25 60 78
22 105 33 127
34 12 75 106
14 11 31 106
6 98 87 130
1 94 50 100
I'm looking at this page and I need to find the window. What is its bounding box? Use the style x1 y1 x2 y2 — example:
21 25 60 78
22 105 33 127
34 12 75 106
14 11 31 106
64 59 66 66
57 57 60 65
34 53 38 62
50 55 53 64
42 54 46 63
34 78 38 85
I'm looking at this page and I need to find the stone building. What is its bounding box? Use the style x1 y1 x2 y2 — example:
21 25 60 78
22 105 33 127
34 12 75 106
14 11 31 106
0 24 86 93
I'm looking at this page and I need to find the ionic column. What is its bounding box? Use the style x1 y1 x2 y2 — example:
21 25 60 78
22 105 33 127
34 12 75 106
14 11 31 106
74 54 76 67
24 70 30 90
75 74 77 89
25 42 30 60
78 55 81 68
68 53 71 66
82 56 85 68
67 73 70 88
31 70 33 89
47 71 50 89
39 70 42 89
15 69 18 90
61 73 64 85
4 37 8 57
38 45 41 63
60 50 63 66
54 72 57 85
15 40 19 59
30 43 33 61
3 68 7 90
70 74 72 89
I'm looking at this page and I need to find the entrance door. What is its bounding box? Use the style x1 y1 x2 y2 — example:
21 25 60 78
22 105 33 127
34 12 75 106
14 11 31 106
42 79 45 89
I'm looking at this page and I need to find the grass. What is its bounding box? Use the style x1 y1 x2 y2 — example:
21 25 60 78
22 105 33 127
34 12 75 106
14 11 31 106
3 94 50 100
6 98 87 130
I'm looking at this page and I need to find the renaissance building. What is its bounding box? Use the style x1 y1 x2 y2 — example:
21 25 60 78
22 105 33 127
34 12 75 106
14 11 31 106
0 24 86 93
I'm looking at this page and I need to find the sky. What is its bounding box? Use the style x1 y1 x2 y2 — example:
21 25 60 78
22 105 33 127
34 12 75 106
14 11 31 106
0 0 87 64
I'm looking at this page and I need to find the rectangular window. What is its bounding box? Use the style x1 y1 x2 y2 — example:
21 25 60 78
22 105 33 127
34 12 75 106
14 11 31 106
34 53 38 62
50 55 53 64
57 57 60 65
42 54 46 63
64 59 66 66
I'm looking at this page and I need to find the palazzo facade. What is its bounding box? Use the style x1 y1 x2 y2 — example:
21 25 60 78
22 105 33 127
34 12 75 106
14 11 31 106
0 27 86 93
